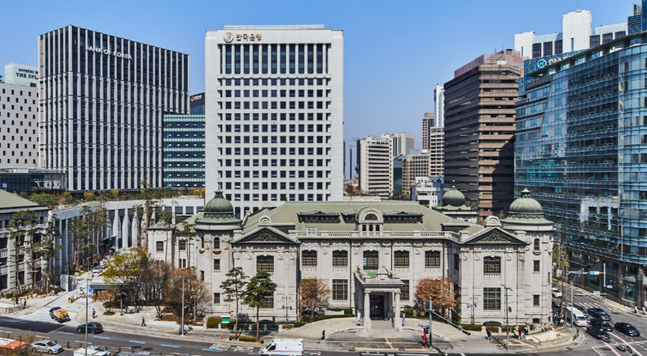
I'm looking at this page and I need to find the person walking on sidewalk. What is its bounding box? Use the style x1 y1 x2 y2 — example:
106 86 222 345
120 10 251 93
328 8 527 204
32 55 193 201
141 317 146 327
486 329 492 341
92 308 96 318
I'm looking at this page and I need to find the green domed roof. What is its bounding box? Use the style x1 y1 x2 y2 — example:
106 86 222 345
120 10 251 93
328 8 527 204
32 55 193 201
205 189 234 214
443 185 466 207
508 188 543 215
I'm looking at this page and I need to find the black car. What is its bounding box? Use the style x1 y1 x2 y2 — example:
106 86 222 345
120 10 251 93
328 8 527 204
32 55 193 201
588 308 612 321
614 322 640 337
587 327 611 342
552 302 561 313
589 318 613 332
76 322 103 334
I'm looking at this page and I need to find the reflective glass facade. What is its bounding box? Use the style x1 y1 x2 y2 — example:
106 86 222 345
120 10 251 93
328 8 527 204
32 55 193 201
515 32 647 305
162 114 205 188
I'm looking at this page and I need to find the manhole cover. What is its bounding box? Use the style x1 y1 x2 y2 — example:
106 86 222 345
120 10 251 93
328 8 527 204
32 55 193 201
398 348 405 351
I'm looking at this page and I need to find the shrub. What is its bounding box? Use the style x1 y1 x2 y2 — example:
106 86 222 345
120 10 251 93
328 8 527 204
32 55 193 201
206 316 221 328
460 324 483 331
293 321 306 328
104 311 115 316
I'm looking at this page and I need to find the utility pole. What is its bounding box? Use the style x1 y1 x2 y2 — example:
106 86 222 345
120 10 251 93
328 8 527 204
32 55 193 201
181 276 185 337
429 297 432 348
499 283 512 350
570 280 574 328
84 278 88 356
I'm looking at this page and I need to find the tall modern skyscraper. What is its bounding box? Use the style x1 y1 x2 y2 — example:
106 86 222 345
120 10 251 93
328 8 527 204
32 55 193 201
515 31 647 306
40 25 190 191
515 9 627 59
421 112 444 177
421 112 433 151
204 25 344 217
444 50 522 218
434 84 445 127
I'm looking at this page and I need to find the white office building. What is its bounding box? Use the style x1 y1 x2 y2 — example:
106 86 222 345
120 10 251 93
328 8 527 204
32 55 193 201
4 63 39 88
0 82 39 168
39 26 190 192
515 9 627 59
204 25 344 217
434 84 444 127
358 136 392 197
381 132 415 157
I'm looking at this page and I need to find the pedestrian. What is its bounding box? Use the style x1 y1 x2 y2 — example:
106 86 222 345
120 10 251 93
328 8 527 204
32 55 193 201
542 323 547 332
518 330 522 340
486 328 492 341
92 308 96 318
141 317 146 327
23 300 26 308
321 330 325 340
188 322 193 331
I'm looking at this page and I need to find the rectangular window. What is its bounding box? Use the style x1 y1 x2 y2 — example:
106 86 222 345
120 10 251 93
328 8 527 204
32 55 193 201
483 257 501 274
156 241 164 252
533 294 540 306
201 270 205 281
257 255 274 272
302 250 317 267
332 279 348 300
425 251 440 267
394 251 409 267
332 250 348 267
454 253 460 271
363 251 379 270
261 293 274 308
483 288 501 310
179 240 187 251
213 259 220 271
401 280 410 300
534 260 541 272
214 293 220 304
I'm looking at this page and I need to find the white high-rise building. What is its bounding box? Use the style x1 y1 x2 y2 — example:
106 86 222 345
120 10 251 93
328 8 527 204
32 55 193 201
0 82 39 168
4 63 39 88
434 84 444 127
358 136 392 197
205 25 344 217
514 9 627 59
40 26 190 191
381 132 415 156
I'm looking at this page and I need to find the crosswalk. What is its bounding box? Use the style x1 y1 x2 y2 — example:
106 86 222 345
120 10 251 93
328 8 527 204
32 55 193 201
205 343 321 355
592 340 647 356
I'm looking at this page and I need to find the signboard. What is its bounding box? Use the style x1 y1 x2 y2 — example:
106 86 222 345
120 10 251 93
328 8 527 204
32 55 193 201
593 291 601 296
221 316 230 323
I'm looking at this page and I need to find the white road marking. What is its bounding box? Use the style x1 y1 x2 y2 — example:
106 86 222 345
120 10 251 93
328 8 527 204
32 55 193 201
608 333 644 356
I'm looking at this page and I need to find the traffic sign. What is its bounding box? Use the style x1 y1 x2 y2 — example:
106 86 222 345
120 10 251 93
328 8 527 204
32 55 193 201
88 288 93 293
421 325 428 328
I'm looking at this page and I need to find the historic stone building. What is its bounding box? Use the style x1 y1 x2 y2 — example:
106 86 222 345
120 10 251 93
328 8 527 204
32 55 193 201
148 187 554 330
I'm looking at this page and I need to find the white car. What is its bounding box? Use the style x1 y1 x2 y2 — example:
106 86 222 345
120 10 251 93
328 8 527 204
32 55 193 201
552 288 563 298
32 340 63 354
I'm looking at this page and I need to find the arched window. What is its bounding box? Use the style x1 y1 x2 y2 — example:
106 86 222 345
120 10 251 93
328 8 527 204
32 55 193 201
365 213 378 221
534 238 540 251
332 250 348 267
425 251 441 267
257 255 274 272
302 250 317 267
363 251 379 270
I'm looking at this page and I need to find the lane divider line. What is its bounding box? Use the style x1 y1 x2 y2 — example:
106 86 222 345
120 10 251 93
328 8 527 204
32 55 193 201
161 344 181 348
130 340 146 344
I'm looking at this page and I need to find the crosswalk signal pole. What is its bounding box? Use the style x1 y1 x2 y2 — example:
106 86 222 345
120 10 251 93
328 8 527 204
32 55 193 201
429 298 432 348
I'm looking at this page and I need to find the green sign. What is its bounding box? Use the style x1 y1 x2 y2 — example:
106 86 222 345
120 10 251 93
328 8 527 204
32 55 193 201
222 317 230 323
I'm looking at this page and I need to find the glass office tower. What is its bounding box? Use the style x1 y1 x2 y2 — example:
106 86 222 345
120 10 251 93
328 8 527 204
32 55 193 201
515 31 647 306
39 26 190 191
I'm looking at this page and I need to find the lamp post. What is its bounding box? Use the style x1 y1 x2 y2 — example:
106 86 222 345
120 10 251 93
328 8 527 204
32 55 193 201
468 297 478 325
428 297 432 348
565 271 579 328
84 278 88 356
282 295 292 324
499 283 512 350
173 276 185 336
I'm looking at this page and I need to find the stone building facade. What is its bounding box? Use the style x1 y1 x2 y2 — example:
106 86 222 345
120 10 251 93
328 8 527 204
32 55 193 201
148 188 554 329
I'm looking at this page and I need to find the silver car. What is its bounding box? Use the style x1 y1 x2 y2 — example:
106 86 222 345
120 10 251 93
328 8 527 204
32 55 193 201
31 340 63 354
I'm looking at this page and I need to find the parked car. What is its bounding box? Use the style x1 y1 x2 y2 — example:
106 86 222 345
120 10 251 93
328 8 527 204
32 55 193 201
552 288 563 298
49 307 70 323
31 340 63 354
589 318 613 332
92 266 103 274
588 308 611 321
586 327 611 342
77 322 103 334
615 322 640 337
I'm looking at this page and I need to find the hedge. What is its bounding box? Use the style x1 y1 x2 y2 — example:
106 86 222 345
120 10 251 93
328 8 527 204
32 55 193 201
207 316 221 328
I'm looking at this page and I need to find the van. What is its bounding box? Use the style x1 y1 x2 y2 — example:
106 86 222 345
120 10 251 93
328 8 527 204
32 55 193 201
261 338 303 356
565 306 587 327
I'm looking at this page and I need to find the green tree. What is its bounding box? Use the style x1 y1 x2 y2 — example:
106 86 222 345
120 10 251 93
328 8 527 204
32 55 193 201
7 210 40 292
37 214 63 294
103 250 151 310
29 192 59 208
220 267 248 334
67 215 88 271
243 271 277 340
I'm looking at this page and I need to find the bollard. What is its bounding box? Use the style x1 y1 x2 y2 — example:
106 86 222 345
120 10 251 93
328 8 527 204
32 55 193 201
67 341 70 348
221 335 223 340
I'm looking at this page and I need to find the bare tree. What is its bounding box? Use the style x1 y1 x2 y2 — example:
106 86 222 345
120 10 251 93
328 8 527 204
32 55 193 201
298 278 331 320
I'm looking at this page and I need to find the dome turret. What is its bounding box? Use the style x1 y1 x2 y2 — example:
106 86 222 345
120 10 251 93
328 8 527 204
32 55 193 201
204 189 234 215
196 189 241 227
442 185 466 207
508 188 543 216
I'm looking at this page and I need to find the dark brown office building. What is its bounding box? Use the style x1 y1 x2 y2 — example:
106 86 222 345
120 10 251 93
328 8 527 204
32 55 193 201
443 49 522 218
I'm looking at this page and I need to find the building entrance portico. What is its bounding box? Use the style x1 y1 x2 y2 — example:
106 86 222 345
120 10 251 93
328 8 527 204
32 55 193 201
355 267 404 332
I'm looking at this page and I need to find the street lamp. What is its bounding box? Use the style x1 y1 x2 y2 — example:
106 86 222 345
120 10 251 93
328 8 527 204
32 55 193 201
467 297 478 325
84 278 89 356
499 283 512 350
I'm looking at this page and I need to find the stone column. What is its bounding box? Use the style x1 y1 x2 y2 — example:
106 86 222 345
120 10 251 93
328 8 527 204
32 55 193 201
364 290 371 332
394 291 402 332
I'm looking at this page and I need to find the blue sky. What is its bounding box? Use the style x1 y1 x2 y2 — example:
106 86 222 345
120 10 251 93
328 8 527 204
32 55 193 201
0 0 633 152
